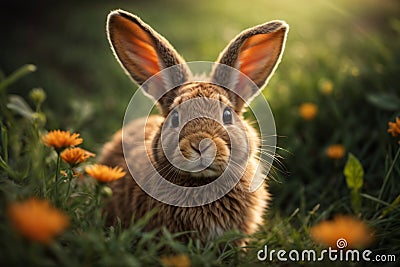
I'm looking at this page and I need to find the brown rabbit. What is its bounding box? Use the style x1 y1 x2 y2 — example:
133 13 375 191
100 9 288 244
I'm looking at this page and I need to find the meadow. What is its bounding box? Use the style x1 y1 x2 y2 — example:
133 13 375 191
1 0 399 266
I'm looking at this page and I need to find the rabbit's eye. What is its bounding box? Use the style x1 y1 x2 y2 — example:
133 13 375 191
223 108 233 125
171 111 179 128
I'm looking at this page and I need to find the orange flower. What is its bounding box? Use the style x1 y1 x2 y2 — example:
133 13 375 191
388 117 400 138
61 147 95 167
7 198 69 244
299 103 318 121
42 130 83 152
161 254 191 267
310 215 373 249
85 164 126 183
326 144 345 160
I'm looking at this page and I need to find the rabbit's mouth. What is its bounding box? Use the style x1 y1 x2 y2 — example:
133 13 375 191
170 155 227 179
171 135 230 178
189 164 223 178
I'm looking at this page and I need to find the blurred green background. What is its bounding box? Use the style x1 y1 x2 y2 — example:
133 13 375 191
1 0 400 263
2 0 398 142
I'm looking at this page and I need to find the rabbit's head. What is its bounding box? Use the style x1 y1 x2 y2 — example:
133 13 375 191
107 10 288 183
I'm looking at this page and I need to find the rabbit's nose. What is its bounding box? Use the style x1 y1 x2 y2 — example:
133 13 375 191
188 138 217 168
190 142 200 155
199 138 216 167
190 138 214 156
199 138 214 155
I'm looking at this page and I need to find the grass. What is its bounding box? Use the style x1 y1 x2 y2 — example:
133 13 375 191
1 0 400 266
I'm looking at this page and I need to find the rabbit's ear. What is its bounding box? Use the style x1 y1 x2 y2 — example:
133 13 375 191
107 10 190 114
211 21 288 111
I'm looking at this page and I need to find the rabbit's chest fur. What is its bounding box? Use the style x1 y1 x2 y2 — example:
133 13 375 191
100 115 269 241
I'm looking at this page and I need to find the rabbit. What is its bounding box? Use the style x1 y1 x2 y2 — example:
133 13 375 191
100 9 288 244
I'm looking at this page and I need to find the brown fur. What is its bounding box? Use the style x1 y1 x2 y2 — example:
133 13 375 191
100 10 288 244
100 83 268 242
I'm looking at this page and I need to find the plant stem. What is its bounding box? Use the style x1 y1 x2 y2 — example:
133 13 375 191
1 125 8 164
55 152 61 205
378 146 400 206
96 183 102 207
65 169 73 205
0 64 36 93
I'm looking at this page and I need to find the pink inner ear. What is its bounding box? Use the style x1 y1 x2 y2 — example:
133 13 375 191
237 31 283 87
113 16 161 77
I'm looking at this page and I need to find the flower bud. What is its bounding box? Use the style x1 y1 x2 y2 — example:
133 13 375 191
30 88 46 106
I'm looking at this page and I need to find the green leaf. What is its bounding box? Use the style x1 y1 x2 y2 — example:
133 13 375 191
379 194 400 219
351 188 362 214
0 64 36 93
344 153 364 190
6 94 34 120
366 93 400 111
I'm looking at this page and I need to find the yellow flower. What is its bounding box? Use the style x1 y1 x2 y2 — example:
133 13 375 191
61 147 95 167
319 79 333 95
299 102 318 121
30 88 47 105
161 254 191 267
7 198 69 244
310 215 373 249
42 130 83 152
326 144 345 160
388 117 400 138
85 164 126 183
